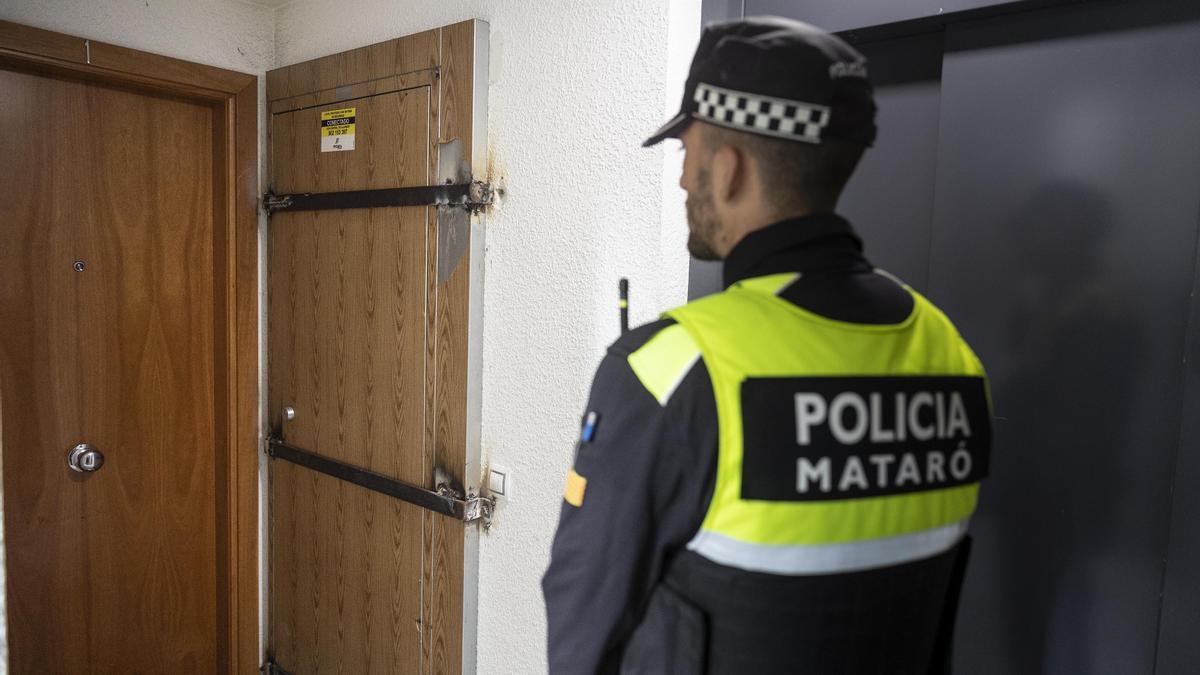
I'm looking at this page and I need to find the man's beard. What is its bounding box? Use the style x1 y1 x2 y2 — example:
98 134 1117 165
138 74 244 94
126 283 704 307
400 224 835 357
685 168 722 261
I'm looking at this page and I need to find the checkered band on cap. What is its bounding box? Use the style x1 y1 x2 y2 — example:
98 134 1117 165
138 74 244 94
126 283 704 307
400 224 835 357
693 83 831 144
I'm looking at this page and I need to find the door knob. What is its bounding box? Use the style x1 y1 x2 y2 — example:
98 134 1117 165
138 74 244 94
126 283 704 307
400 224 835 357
67 443 104 473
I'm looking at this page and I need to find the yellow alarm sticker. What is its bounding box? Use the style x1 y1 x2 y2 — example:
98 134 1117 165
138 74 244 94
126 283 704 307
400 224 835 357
320 107 356 152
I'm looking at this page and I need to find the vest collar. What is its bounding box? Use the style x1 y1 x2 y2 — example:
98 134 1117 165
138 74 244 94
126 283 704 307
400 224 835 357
722 213 866 289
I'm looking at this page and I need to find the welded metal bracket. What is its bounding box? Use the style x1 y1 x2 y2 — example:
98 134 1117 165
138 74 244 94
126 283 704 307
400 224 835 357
261 192 293 213
458 490 494 527
265 433 494 527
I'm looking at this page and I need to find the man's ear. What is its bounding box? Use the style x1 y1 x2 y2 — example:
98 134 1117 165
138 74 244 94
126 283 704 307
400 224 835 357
711 143 744 204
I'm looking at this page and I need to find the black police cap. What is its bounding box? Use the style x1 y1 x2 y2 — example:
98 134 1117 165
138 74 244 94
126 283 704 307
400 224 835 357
644 17 877 147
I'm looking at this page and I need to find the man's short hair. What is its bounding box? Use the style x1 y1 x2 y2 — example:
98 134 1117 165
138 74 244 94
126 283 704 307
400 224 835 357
703 123 865 213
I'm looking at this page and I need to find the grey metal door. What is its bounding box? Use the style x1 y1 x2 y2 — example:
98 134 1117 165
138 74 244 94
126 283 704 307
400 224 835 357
695 1 1200 671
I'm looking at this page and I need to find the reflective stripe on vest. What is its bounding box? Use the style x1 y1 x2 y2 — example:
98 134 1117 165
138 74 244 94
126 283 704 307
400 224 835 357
665 273 991 574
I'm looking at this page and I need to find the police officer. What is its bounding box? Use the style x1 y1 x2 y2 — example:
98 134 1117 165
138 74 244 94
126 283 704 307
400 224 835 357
543 17 991 675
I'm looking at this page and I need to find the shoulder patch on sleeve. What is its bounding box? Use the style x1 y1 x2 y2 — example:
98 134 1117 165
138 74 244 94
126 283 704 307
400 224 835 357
564 469 588 507
627 323 702 407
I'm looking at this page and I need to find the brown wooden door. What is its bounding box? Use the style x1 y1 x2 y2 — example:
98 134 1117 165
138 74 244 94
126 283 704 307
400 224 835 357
266 20 485 675
0 67 220 672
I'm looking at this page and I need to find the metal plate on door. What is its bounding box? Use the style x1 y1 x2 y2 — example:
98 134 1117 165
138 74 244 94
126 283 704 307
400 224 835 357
68 443 104 473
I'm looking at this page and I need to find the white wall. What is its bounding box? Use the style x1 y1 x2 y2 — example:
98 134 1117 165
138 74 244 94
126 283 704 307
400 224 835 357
0 0 699 672
0 0 275 75
276 1 696 672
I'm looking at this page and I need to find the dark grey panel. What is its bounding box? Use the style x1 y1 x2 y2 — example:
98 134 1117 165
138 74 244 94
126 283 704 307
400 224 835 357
925 3 1200 673
744 0 1033 33
838 32 943 291
1157 210 1200 668
701 0 743 24
688 259 723 299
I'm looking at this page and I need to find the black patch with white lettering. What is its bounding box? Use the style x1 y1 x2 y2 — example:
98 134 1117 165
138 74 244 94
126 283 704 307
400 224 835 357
740 376 991 502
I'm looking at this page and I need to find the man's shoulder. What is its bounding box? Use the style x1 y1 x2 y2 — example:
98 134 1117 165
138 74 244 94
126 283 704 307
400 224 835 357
606 318 679 357
606 290 731 358
607 318 706 408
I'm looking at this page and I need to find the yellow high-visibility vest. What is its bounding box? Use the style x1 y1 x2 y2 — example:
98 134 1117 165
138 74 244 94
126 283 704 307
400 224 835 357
634 272 991 574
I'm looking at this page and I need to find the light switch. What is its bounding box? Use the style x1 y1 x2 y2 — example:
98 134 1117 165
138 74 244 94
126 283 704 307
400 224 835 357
488 464 511 499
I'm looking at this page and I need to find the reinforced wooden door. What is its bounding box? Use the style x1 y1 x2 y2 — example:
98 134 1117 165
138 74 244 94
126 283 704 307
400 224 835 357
266 20 487 675
0 21 259 674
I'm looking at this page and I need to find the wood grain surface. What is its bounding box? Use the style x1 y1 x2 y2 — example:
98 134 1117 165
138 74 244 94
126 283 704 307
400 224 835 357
268 20 481 675
266 28 437 103
269 71 434 116
232 78 263 675
0 19 86 63
0 67 219 673
268 60 440 674
1 20 261 673
424 21 477 675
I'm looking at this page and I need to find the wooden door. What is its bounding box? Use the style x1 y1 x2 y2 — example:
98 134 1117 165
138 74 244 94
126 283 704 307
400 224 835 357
0 68 219 671
266 20 486 675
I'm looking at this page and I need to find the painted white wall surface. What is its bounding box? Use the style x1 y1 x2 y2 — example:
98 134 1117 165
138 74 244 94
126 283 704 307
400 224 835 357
0 0 274 75
277 1 697 672
661 0 704 310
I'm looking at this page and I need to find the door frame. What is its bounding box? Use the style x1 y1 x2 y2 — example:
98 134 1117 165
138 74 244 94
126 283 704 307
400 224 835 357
0 20 260 673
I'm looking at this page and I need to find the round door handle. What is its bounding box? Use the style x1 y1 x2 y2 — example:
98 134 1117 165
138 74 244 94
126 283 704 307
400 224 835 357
68 443 105 473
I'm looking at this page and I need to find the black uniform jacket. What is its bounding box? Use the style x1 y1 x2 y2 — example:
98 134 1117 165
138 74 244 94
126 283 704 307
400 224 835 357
542 214 917 675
